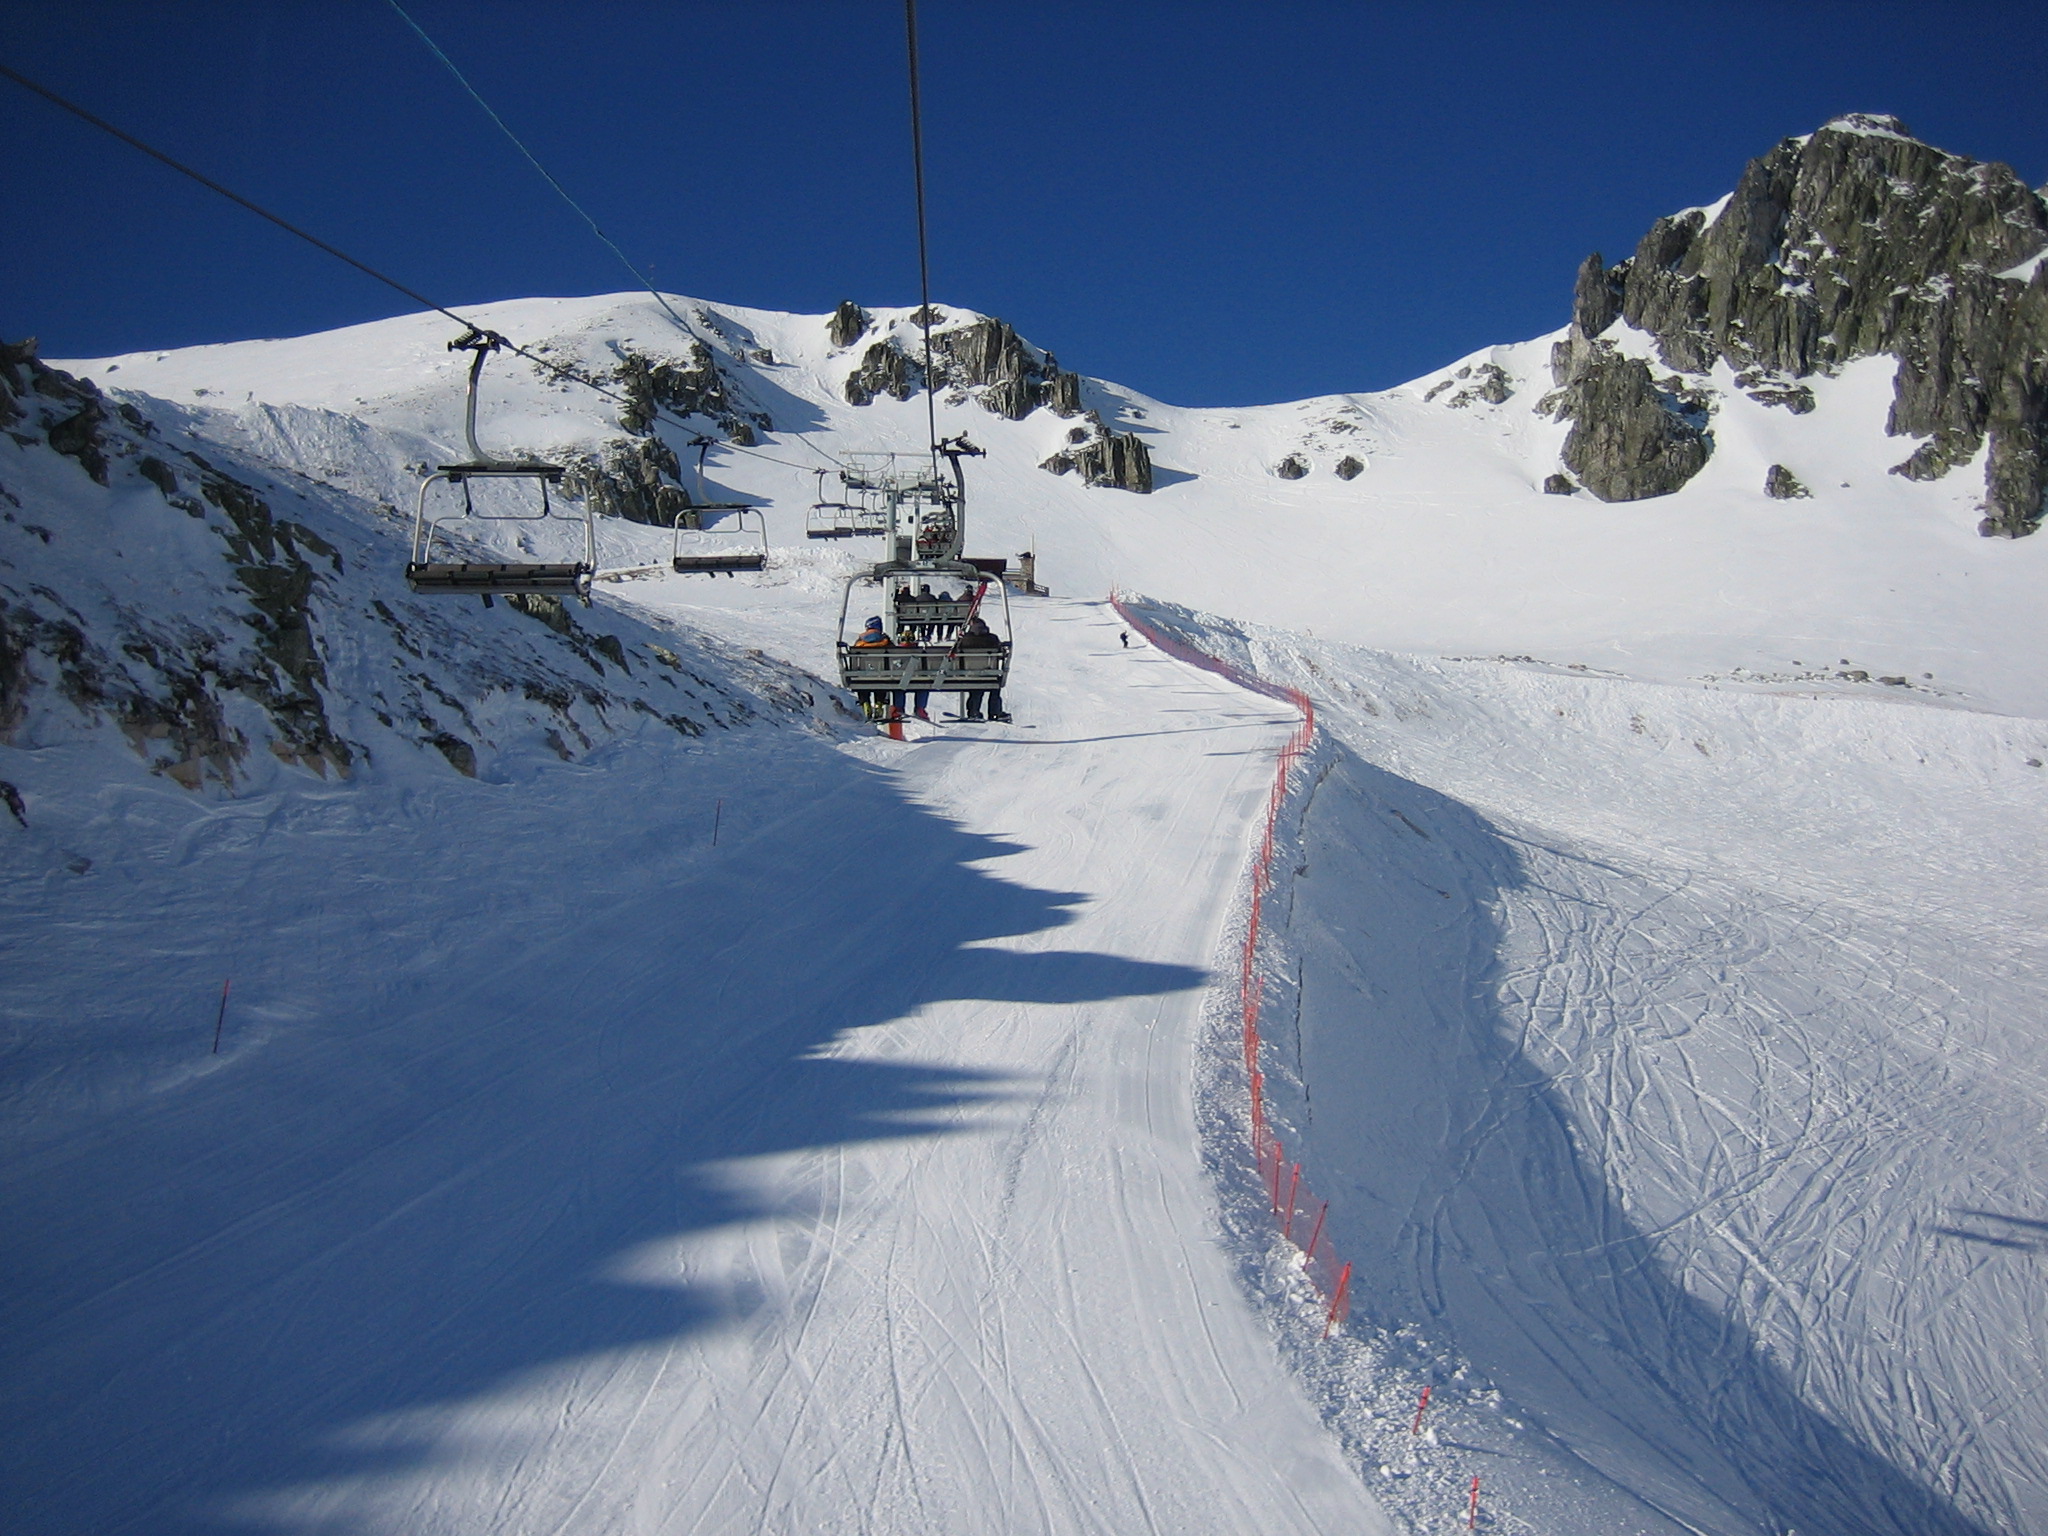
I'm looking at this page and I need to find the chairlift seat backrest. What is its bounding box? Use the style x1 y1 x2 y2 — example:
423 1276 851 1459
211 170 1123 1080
838 642 1010 692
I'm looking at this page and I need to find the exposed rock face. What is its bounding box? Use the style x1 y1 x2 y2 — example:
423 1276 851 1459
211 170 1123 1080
1572 252 1625 340
1550 344 1711 501
837 309 1090 431
1543 472 1578 495
1424 361 1515 408
827 300 870 349
1764 463 1812 499
1335 456 1365 480
612 344 767 446
1039 412 1152 493
1568 115 2048 533
1273 454 1310 480
0 341 352 782
559 436 691 526
928 317 1085 420
843 340 920 406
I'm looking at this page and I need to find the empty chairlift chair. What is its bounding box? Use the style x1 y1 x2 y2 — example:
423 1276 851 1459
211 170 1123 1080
671 506 768 575
406 329 594 602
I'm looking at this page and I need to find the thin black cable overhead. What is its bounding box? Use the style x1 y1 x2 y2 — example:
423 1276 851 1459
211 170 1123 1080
903 0 941 466
378 1 845 473
0 61 831 475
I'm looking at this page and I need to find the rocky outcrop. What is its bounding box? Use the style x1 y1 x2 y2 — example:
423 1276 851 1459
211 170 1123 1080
1424 361 1514 408
1273 454 1310 480
1549 343 1711 501
1764 463 1812 499
1039 412 1152 493
841 314 1085 422
843 339 921 406
612 344 768 446
1335 456 1365 480
1543 472 1578 495
0 342 352 783
929 318 1085 420
827 300 870 349
1566 115 2048 534
559 436 691 526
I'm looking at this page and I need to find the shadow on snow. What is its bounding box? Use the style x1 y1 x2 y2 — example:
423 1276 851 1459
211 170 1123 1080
1270 740 1996 1536
0 727 1203 1532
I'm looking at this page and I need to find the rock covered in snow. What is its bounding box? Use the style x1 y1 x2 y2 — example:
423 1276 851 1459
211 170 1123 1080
1038 411 1153 493
0 341 837 795
1764 463 1812 499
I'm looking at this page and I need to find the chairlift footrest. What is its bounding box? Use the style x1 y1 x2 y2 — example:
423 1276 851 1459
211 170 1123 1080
672 555 767 574
406 562 591 595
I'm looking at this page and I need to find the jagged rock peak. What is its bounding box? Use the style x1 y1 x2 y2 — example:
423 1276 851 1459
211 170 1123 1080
827 301 870 349
1558 115 2048 533
841 311 1084 422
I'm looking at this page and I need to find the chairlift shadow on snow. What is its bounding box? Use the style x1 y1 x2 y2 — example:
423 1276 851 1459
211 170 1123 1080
1262 739 2000 1536
0 727 1205 1534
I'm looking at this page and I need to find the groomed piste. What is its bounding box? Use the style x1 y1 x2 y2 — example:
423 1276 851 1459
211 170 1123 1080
1 277 2043 1534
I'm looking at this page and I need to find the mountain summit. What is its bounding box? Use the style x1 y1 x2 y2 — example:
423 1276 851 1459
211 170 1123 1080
1550 114 2048 533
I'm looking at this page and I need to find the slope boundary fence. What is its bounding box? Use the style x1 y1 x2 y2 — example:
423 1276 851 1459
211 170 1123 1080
1109 592 1351 1333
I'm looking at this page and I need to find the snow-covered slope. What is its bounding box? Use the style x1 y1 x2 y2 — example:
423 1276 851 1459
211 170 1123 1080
5 232 2044 1536
69 285 2048 719
1143 601 2048 1536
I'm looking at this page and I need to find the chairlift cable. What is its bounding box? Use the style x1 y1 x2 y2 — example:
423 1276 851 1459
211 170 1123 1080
0 61 833 477
903 0 941 469
381 0 693 333
378 1 846 474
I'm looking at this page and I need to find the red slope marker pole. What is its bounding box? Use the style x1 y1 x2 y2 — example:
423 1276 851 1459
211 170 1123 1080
1411 1384 1431 1435
1322 1261 1352 1338
211 977 232 1055
1303 1201 1327 1268
1468 1475 1480 1530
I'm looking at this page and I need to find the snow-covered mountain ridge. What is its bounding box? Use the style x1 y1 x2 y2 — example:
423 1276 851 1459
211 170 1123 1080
6 113 2047 1536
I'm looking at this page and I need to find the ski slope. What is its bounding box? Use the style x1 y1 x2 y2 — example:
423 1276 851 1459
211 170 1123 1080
0 578 1392 1533
5 286 2046 1534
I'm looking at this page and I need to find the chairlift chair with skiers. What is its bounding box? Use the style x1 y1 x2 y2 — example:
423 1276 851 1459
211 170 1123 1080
406 329 594 602
833 436 1010 705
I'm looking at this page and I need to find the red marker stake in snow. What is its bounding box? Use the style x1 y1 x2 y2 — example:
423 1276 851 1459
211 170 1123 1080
1468 1474 1480 1530
1303 1201 1327 1265
211 978 231 1055
1411 1384 1431 1435
1322 1261 1352 1338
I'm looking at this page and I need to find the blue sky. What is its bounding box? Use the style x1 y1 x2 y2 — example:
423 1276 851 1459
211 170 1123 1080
5 1 2044 406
